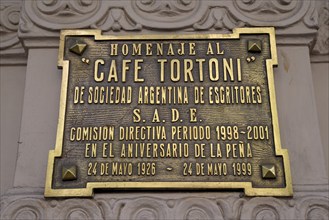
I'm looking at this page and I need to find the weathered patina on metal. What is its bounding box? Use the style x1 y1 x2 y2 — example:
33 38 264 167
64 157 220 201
45 28 292 197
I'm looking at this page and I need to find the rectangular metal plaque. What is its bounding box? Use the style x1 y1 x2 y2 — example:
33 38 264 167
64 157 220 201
45 28 292 197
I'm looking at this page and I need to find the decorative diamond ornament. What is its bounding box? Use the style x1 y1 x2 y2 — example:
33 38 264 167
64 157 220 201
62 165 77 181
261 164 276 179
69 43 87 55
248 40 262 53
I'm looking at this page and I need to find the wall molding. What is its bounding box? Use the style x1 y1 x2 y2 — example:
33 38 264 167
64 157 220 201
0 0 27 65
310 2 329 63
17 0 318 48
20 0 317 31
1 186 328 219
1 0 327 60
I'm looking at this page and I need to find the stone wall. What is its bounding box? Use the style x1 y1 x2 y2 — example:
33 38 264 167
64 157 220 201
1 0 328 219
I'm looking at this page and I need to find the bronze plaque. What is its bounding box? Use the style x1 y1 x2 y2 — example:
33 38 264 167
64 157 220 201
45 28 292 197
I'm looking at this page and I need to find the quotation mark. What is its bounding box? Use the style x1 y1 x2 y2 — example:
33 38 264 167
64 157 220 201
82 57 90 64
246 56 256 63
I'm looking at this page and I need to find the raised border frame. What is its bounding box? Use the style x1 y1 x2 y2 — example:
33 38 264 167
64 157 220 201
44 27 293 197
